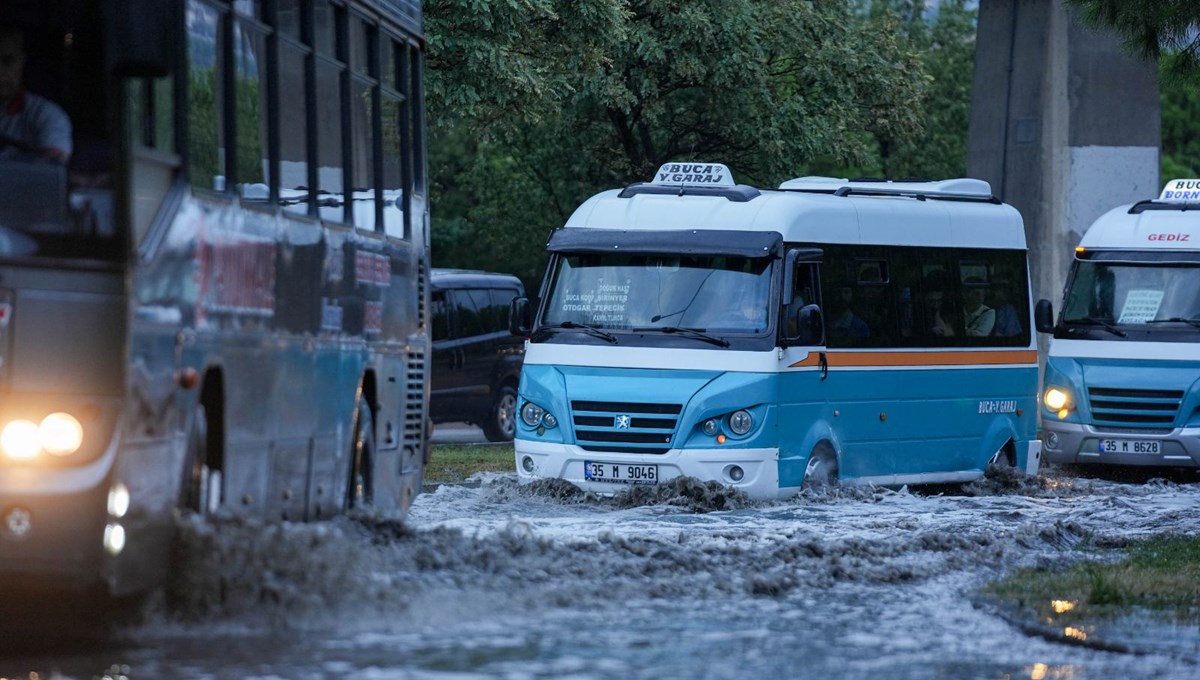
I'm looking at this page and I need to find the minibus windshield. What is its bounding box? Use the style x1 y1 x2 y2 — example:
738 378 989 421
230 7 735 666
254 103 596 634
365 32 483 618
1062 258 1200 327
543 252 773 334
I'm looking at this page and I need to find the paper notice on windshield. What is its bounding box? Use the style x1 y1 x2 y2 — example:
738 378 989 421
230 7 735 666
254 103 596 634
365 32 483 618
560 282 631 325
1117 289 1163 324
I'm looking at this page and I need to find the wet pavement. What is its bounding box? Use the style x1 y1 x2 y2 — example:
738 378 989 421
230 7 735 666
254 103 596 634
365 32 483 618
2 465 1200 679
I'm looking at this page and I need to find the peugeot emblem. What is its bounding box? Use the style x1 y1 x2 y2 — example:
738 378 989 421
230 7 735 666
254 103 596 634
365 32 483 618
615 414 631 429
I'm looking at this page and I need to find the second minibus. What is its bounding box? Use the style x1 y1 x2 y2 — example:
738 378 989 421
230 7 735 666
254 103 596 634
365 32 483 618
511 163 1041 499
1036 178 1200 470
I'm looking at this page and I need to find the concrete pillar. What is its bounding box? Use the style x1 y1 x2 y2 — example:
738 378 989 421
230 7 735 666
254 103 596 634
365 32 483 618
967 0 1160 314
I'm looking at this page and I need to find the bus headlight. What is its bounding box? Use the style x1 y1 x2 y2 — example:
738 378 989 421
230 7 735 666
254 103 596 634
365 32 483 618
40 413 84 456
521 402 547 427
729 410 753 436
1 413 85 460
1043 387 1071 412
1 420 41 460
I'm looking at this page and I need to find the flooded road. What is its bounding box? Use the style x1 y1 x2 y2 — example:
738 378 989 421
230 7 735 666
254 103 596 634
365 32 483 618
4 466 1200 679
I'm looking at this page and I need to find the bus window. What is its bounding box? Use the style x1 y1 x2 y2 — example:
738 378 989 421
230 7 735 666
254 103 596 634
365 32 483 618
349 17 377 232
314 4 344 224
381 39 409 239
187 1 227 192
234 14 270 201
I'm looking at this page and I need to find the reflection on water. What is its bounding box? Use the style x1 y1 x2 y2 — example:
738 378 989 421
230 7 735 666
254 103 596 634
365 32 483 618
1 466 1199 678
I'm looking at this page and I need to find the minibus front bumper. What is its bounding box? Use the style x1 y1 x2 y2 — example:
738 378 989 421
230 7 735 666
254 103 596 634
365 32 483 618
1041 421 1200 468
514 438 790 500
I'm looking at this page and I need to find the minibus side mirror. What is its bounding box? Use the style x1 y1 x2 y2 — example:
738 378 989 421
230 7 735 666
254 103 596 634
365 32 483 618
795 304 824 346
510 297 532 336
108 0 179 77
1034 299 1055 334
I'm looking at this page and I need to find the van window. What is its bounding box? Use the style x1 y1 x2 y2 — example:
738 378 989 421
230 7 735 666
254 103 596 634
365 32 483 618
431 290 449 341
454 288 488 337
487 288 519 332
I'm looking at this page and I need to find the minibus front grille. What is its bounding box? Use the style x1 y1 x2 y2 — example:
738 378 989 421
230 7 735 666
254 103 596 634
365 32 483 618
571 400 682 454
1088 387 1183 427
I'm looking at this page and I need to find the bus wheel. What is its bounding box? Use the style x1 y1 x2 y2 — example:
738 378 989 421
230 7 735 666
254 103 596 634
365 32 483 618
482 385 518 443
988 441 1015 468
183 404 221 516
348 400 376 509
802 443 838 490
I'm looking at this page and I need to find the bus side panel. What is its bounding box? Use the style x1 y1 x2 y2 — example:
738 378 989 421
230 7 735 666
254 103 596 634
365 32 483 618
824 362 1037 477
776 362 831 489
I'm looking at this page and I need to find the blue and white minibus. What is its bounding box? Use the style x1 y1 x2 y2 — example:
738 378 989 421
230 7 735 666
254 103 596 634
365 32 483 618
1036 179 1200 470
510 163 1041 499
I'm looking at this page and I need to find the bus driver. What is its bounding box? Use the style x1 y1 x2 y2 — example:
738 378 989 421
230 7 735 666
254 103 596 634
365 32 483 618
0 23 71 163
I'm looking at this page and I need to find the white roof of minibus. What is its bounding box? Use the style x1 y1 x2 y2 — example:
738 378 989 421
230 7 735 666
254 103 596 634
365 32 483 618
564 177 1026 250
1079 202 1200 250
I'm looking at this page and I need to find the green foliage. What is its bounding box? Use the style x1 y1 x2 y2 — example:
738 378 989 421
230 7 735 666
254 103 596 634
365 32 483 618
1160 51 1200 180
425 0 975 280
188 70 220 187
428 442 515 483
1069 2 1200 181
1068 0 1200 78
867 0 977 179
986 533 1200 621
188 71 269 189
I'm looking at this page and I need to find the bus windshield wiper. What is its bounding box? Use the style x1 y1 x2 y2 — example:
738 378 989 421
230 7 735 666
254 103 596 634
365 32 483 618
542 321 618 343
1146 317 1200 329
633 326 730 347
1073 317 1128 337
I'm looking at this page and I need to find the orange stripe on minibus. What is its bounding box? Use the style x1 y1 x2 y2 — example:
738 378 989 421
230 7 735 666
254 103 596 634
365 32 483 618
789 349 1038 368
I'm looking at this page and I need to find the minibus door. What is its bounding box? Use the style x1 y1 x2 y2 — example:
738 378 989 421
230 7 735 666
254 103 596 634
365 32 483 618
778 250 830 485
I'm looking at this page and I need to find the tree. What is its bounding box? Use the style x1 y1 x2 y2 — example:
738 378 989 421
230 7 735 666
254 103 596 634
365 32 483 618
867 0 978 180
1067 1 1200 181
1160 51 1200 180
424 0 931 282
1067 0 1200 78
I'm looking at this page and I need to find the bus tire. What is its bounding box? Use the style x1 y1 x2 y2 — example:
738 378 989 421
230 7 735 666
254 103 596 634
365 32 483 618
988 440 1016 469
802 443 838 490
348 399 376 509
182 404 221 516
482 384 518 443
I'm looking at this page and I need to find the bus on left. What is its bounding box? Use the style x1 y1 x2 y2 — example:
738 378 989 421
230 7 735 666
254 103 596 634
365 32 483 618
0 0 430 596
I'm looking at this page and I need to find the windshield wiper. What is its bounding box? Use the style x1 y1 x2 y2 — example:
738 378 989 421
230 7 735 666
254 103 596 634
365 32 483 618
1071 317 1128 338
1146 317 1200 329
632 326 730 347
541 321 618 344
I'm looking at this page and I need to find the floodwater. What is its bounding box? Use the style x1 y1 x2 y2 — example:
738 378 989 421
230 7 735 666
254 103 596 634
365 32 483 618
3 466 1200 679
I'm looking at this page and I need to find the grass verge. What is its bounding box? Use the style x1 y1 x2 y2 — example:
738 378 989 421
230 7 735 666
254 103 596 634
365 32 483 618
985 533 1200 628
426 443 515 484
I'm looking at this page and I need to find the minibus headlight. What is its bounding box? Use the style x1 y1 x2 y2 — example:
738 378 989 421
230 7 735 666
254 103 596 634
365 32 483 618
521 402 547 427
40 413 84 456
729 410 753 435
1043 387 1071 412
1 420 41 460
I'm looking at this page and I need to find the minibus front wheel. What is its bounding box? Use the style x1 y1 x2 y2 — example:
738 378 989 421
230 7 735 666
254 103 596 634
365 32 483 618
802 443 838 490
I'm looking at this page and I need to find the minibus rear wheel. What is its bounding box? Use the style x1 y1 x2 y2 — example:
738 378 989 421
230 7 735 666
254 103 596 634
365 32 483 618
987 440 1016 469
802 443 838 490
